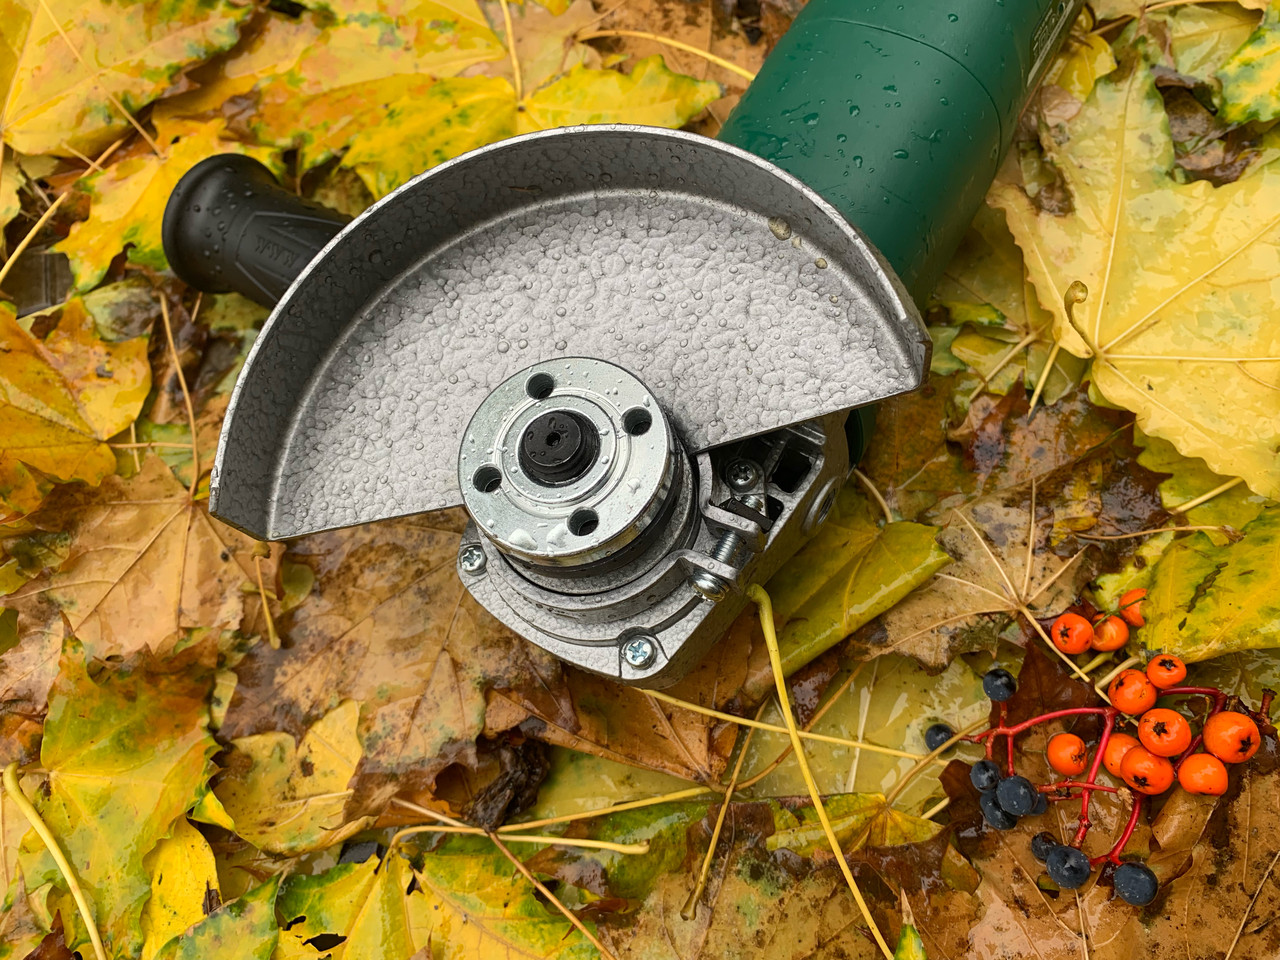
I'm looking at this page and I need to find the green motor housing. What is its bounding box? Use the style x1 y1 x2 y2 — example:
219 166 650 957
719 0 1080 306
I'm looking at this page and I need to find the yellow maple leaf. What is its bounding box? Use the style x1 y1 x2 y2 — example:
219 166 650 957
54 119 275 289
991 47 1280 498
343 57 720 198
0 297 149 521
0 0 250 155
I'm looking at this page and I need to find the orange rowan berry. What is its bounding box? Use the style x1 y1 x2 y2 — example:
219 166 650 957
1047 732 1089 776
1203 711 1260 764
1138 708 1192 758
1146 655 1187 690
1120 746 1175 795
1109 669 1158 715
1091 615 1129 652
1103 733 1141 778
1050 613 1094 655
1177 753 1228 796
1118 588 1146 627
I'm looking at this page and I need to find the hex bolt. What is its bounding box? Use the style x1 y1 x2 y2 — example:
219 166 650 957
725 459 761 493
690 494 766 601
623 635 657 668
459 544 487 574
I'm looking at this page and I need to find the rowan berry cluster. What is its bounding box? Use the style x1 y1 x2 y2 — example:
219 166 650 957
944 588 1274 907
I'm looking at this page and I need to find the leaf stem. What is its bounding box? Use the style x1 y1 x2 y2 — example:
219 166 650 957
576 29 757 81
749 585 894 960
159 296 200 496
496 0 523 101
390 823 650 855
2 763 107 960
883 717 985 807
499 786 716 832
853 468 893 524
1168 477 1244 516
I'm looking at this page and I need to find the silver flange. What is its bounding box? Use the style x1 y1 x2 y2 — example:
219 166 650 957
458 358 677 568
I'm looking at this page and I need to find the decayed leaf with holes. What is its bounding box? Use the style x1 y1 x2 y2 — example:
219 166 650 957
6 456 277 660
140 818 221 960
16 644 218 960
214 700 372 856
342 56 720 198
54 119 278 289
0 0 250 155
991 48 1280 499
930 205 1086 407
1142 508 1280 661
0 298 149 521
274 855 425 960
1218 0 1280 124
154 878 278 960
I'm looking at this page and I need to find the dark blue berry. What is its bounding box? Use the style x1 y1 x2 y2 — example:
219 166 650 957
1030 831 1056 862
996 775 1038 816
925 722 955 752
983 668 1017 702
1046 844 1092 889
1032 791 1048 816
979 789 1019 830
1113 862 1159 906
969 758 1001 792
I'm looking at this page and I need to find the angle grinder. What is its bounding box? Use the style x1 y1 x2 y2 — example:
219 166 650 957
162 0 1081 685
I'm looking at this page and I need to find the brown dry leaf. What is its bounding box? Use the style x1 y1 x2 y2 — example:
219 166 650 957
2 456 277 697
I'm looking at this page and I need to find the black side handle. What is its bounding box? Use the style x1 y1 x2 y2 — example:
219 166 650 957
162 155 352 307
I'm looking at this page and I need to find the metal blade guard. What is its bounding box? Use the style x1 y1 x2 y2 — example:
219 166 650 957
165 0 1081 685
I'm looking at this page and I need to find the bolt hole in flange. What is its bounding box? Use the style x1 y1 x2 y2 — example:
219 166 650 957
568 508 599 536
623 407 652 436
473 465 502 493
526 372 555 399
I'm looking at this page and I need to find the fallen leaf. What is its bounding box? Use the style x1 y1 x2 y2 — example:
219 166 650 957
275 854 426 960
140 818 222 960
766 793 943 854
930 205 1087 407
0 153 21 231
0 297 149 521
1218 0 1280 123
215 700 372 856
16 643 218 959
1143 507 1280 661
54 119 278 289
154 877 278 960
342 56 720 198
0 873 45 960
992 44 1280 499
0 0 250 155
6 455 278 661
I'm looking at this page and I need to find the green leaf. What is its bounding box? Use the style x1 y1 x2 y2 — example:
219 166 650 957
276 855 420 960
1218 1 1280 124
154 878 279 960
769 485 951 675
213 699 371 856
893 922 928 960
16 643 218 959
1135 429 1268 543
1143 508 1280 661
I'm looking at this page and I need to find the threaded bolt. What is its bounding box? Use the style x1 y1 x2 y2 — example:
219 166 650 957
459 544 486 574
689 495 765 601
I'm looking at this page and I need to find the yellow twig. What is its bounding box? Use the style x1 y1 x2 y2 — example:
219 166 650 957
500 786 715 832
389 796 468 828
964 331 1038 403
920 796 951 821
577 29 757 81
683 702 764 919
883 717 985 807
739 663 866 790
1168 477 1244 516
643 688 935 762
1027 340 1063 415
487 833 619 960
159 297 200 496
749 586 893 960
3 763 107 960
497 0 523 102
854 468 893 524
1077 525 1235 541
390 823 649 854
0 192 68 289
254 554 280 649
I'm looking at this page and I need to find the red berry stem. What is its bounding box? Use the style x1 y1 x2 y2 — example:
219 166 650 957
1091 794 1144 867
1159 686 1228 712
1071 709 1117 848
